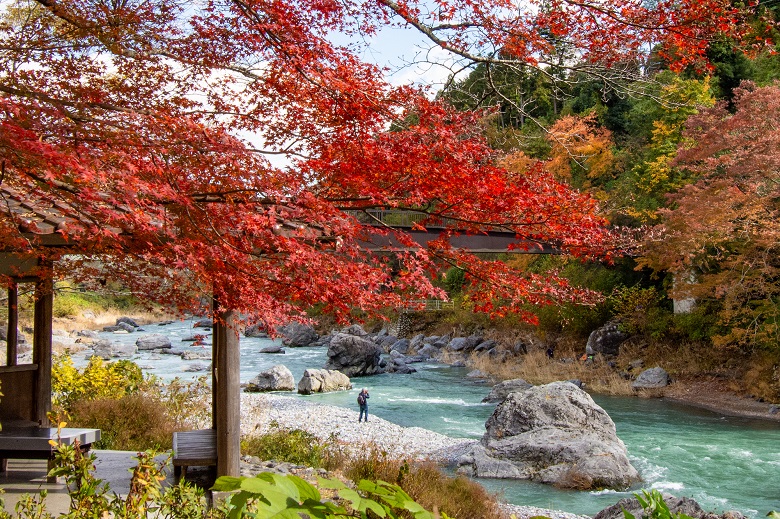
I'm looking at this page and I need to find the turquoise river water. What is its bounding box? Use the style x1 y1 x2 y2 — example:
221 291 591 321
93 319 780 517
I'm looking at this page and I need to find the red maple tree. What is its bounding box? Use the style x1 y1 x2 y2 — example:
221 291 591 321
638 82 780 351
0 0 768 328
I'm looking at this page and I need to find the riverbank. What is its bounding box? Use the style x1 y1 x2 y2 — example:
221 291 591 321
661 376 780 422
47 311 780 423
239 393 591 519
239 393 478 462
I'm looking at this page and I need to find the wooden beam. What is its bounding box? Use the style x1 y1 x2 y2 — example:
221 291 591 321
7 283 17 366
0 254 38 277
32 276 53 426
213 298 240 478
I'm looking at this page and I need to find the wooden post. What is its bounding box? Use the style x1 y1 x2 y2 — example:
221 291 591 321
7 282 18 366
33 276 53 425
212 298 218 430
212 297 240 478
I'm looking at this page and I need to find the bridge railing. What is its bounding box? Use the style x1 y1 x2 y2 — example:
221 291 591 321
345 210 457 229
402 299 456 311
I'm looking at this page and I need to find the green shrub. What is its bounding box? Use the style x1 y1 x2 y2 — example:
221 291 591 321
623 489 695 519
39 441 216 519
610 285 673 339
52 355 145 413
214 472 453 519
52 293 83 318
53 356 211 450
443 266 466 296
241 426 336 468
670 302 720 341
242 430 505 519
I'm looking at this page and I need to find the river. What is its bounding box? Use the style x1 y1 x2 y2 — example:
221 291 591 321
92 319 780 518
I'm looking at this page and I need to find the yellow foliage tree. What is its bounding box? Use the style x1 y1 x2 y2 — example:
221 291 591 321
52 355 145 414
545 113 615 187
626 75 714 223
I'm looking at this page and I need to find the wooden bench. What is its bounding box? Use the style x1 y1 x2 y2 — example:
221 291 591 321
0 423 101 482
172 429 217 483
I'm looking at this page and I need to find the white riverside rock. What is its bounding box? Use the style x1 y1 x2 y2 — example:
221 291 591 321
239 393 592 519
240 393 476 462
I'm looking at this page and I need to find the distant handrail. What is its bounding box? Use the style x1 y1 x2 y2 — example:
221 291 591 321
345 210 458 229
402 299 456 311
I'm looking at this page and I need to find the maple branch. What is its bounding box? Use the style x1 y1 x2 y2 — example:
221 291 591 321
0 85 153 119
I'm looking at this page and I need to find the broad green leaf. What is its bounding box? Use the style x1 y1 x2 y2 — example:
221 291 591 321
226 491 252 519
253 508 302 519
240 476 277 495
251 486 298 514
338 487 387 518
288 474 321 502
400 500 427 514
263 473 303 502
316 476 347 490
213 476 243 492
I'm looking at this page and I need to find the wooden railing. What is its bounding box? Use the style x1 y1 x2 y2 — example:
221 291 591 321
402 299 456 311
345 210 457 229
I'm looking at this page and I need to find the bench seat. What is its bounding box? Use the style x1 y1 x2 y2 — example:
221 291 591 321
0 424 101 482
172 429 217 483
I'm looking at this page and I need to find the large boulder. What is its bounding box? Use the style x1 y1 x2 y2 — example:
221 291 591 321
482 378 534 403
594 493 746 519
417 343 439 359
632 367 670 389
406 334 425 354
244 323 267 338
103 322 135 333
182 350 211 360
116 316 140 328
279 322 319 347
325 332 383 377
297 368 352 395
192 319 213 328
447 334 483 352
586 321 629 357
340 324 368 336
92 340 137 359
0 326 27 345
245 365 296 392
136 333 172 350
458 381 640 490
389 338 410 354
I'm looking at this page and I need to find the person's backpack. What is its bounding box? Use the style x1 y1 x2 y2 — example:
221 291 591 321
357 393 366 406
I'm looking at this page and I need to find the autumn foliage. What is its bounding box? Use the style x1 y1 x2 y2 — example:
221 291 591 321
0 0 766 328
639 82 780 350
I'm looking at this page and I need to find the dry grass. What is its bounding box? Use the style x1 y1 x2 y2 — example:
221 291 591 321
53 308 174 331
343 449 506 519
68 393 177 451
468 349 634 396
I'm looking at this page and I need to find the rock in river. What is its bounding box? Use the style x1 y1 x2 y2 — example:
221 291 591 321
325 332 382 377
245 364 296 392
482 378 534 403
458 381 640 490
297 368 352 395
136 333 172 350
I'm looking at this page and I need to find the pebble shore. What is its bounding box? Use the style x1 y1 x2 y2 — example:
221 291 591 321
239 393 591 519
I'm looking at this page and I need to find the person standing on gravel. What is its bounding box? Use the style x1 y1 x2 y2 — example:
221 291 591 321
357 388 369 423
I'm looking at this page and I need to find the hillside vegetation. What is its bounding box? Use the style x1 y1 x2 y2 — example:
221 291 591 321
424 16 780 402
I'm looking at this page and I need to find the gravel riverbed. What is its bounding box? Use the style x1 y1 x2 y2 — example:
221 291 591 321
240 393 591 519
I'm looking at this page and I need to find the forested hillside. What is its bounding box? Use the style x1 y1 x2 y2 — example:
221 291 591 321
434 8 780 400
